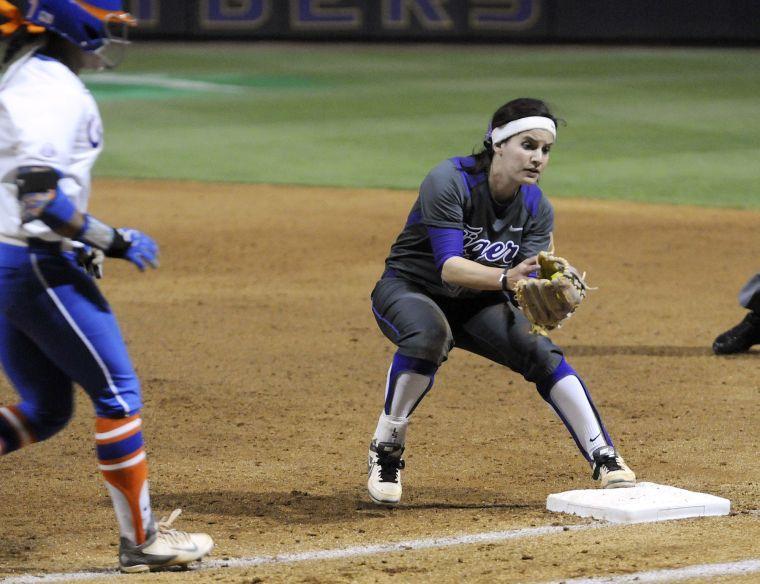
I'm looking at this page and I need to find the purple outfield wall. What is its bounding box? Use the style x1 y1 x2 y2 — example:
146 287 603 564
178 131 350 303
125 0 760 42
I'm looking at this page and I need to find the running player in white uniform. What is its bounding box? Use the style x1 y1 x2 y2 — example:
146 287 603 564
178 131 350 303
0 0 212 572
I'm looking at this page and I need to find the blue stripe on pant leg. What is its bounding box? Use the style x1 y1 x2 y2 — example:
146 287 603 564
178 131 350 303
370 278 454 365
6 252 142 417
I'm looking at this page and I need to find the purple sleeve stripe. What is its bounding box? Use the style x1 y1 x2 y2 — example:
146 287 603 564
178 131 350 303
405 209 422 226
450 156 486 195
427 226 464 270
522 184 542 217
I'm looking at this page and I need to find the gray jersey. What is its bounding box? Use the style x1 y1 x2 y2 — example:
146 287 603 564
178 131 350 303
385 156 554 298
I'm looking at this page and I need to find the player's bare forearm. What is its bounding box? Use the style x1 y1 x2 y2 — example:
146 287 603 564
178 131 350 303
441 256 502 290
440 256 539 292
54 211 85 238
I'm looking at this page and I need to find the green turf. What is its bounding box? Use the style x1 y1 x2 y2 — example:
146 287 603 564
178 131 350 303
87 44 760 208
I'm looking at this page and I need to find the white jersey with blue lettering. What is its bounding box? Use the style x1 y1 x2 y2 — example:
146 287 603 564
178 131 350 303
0 50 103 244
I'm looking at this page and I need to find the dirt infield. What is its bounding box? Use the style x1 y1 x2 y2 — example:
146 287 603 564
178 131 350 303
0 180 758 583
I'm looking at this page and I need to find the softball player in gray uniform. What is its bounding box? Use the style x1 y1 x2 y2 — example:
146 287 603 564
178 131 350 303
367 98 636 505
712 273 760 354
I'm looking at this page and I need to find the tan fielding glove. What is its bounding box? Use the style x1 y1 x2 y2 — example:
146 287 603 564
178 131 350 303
513 251 589 334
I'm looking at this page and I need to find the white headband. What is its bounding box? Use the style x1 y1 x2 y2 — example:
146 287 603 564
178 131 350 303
490 116 556 145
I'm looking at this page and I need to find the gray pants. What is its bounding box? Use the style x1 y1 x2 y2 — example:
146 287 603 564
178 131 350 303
371 276 564 388
739 273 760 313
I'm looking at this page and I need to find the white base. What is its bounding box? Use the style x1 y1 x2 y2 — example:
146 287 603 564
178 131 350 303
546 482 730 524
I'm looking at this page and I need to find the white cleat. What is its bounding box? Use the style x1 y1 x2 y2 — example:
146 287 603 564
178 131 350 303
367 440 405 505
119 509 214 573
592 446 636 489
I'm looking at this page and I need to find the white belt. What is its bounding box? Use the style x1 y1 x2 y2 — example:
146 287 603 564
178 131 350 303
0 233 74 251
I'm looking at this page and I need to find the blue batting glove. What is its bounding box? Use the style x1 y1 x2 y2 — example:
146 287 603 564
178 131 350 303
116 228 159 271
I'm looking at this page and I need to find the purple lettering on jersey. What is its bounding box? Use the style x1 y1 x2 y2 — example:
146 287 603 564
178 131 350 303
483 241 507 261
463 225 519 267
468 240 487 257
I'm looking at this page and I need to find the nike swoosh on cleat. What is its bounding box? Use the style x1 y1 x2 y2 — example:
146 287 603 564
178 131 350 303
167 544 199 553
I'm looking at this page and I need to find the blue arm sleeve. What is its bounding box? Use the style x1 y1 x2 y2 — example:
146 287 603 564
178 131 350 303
40 185 77 229
427 226 464 270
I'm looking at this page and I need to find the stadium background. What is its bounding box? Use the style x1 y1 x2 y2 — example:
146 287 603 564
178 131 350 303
0 1 759 582
127 1 760 43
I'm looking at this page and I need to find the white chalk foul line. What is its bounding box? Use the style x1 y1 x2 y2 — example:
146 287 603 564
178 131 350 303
2 524 757 584
205 523 597 570
0 523 595 583
0 573 112 584
542 558 760 584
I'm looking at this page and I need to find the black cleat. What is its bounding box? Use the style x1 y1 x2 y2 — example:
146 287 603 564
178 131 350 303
712 312 760 355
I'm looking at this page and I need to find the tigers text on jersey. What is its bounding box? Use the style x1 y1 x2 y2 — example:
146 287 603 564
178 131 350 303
385 156 554 298
0 51 103 244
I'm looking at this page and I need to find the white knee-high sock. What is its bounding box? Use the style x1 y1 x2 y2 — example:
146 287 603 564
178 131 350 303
548 375 608 459
374 353 437 446
385 370 433 418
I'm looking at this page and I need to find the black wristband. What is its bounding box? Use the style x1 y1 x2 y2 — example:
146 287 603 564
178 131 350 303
499 267 510 292
105 228 131 258
15 166 59 196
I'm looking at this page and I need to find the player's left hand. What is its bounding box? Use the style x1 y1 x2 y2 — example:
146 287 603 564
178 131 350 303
513 251 589 333
506 255 540 290
117 228 159 271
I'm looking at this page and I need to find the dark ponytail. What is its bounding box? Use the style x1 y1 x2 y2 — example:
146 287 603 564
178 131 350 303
3 25 31 65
